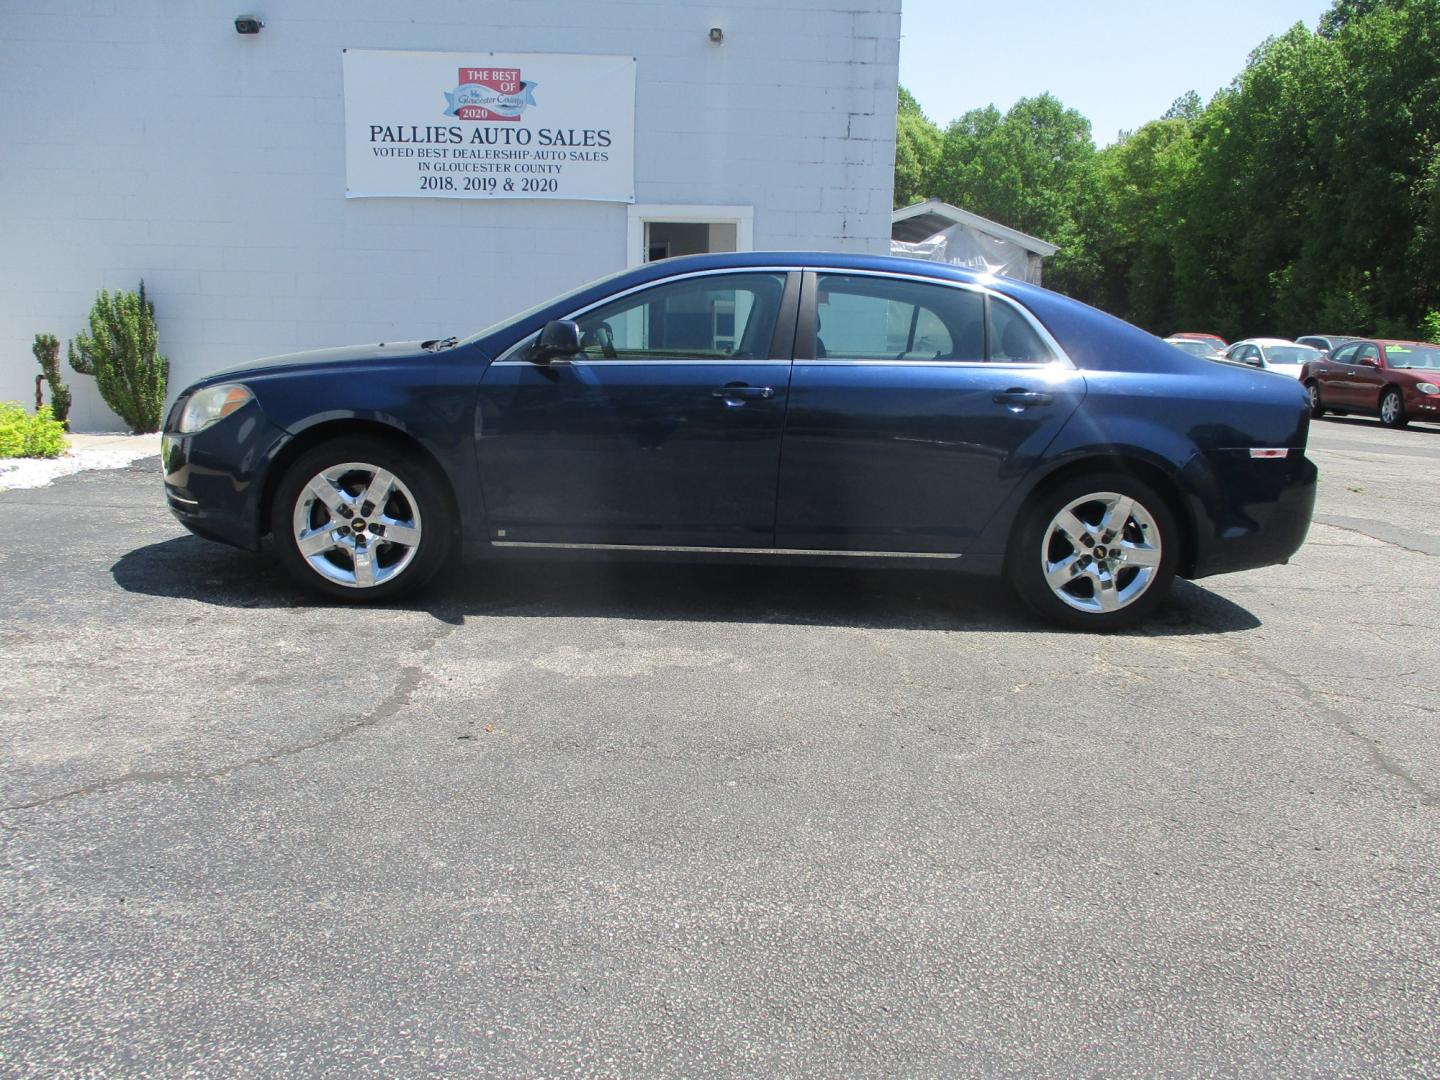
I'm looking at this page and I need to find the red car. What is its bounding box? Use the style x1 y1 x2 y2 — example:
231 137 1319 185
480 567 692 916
1300 339 1440 428
1171 332 1229 350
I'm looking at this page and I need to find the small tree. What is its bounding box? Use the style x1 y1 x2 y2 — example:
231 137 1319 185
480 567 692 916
1421 310 1440 344
68 281 169 433
31 333 72 429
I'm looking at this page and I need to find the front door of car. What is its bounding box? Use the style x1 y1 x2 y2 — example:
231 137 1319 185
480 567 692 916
475 270 798 547
1233 344 1264 370
1348 342 1385 411
775 271 1086 554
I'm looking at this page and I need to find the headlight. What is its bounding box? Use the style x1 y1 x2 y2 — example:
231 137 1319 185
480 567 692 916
1417 383 1439 395
178 384 253 433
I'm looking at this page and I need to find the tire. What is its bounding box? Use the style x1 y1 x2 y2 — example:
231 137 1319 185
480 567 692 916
1008 471 1179 631
1379 388 1408 429
270 436 453 601
1305 381 1325 419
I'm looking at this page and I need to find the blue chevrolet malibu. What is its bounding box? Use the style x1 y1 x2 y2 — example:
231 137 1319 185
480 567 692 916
162 252 1316 629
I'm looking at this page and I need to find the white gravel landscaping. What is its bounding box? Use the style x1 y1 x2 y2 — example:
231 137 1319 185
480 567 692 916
0 434 161 491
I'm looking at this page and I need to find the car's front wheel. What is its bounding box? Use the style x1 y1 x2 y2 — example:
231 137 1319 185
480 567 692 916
1009 472 1178 631
1379 388 1408 429
271 436 453 601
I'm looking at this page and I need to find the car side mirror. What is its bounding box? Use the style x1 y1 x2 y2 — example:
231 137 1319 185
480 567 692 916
1357 355 1379 368
530 319 581 363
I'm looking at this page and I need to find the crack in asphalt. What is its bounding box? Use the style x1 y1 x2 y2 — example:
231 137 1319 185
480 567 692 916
1313 515 1440 558
1165 609 1439 809
0 617 461 818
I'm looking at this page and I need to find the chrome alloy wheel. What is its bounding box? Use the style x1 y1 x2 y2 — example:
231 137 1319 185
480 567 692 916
1380 390 1401 425
290 461 423 588
1040 491 1163 614
1308 383 1320 410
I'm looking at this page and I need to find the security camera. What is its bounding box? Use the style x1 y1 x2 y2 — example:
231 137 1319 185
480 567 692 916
234 16 263 34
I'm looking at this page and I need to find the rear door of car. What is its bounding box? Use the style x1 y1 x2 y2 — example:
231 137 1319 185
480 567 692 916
1319 342 1362 406
476 269 799 547
774 270 1085 554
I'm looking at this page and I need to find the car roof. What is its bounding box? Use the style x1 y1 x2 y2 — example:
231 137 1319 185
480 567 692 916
635 250 985 281
1243 337 1308 348
1377 339 1438 348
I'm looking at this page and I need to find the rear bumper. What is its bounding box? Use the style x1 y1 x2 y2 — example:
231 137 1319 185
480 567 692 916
162 401 290 552
1186 450 1317 578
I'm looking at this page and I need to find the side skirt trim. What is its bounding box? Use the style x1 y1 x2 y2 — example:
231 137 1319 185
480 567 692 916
489 540 962 559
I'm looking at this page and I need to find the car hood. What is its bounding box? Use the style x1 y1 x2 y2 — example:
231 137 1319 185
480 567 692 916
207 340 440 381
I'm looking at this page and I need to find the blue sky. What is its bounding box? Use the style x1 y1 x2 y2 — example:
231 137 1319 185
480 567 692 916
899 0 1328 145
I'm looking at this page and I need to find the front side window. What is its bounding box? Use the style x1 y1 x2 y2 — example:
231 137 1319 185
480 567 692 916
1331 343 1361 365
1355 343 1380 365
574 272 786 360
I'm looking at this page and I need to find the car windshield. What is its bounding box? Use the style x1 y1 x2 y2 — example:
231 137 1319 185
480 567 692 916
1264 346 1320 365
1385 345 1440 369
460 265 642 346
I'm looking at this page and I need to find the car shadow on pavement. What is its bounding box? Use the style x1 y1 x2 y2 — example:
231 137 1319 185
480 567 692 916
112 535 1260 636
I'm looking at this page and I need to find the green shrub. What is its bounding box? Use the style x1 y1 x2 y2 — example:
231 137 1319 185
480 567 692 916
1421 310 1440 345
67 281 169 433
32 332 71 428
0 403 68 459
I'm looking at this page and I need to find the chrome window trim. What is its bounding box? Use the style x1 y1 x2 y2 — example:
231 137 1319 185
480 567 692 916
492 266 798 366
489 263 1074 370
490 540 962 559
798 359 1073 371
498 358 794 367
808 267 1075 370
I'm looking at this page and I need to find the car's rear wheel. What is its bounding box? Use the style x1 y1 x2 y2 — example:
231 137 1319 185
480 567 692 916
1009 472 1178 631
271 436 452 601
1379 388 1408 429
1306 381 1325 418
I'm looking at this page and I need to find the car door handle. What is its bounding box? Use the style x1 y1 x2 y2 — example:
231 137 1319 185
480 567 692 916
992 390 1054 407
712 384 775 405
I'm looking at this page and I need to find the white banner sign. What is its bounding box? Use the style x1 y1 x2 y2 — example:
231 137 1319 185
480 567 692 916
343 49 635 202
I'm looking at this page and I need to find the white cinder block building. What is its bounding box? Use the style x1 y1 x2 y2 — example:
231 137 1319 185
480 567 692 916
0 1 902 430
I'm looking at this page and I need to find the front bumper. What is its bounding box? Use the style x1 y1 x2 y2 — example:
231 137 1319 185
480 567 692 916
1409 392 1440 421
162 401 290 551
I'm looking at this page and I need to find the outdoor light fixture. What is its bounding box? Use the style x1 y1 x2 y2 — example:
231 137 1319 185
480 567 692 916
234 15 263 33
708 27 724 44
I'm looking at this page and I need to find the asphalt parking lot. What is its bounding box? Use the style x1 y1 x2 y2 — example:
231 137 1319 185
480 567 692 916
3 416 1438 1077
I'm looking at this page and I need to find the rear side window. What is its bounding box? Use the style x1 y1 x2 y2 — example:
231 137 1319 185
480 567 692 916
986 296 1054 363
814 274 1054 363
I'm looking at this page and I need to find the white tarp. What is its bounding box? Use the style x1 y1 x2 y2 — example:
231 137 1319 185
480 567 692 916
891 224 1040 283
343 50 635 202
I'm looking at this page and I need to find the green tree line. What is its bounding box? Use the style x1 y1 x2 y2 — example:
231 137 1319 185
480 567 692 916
895 0 1440 341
